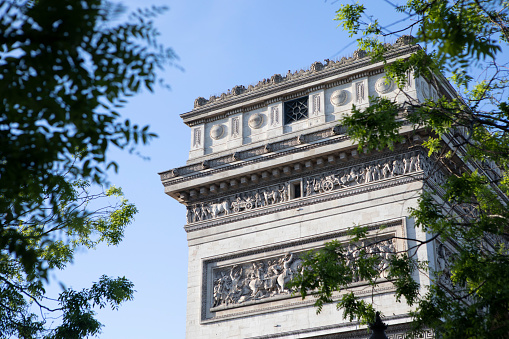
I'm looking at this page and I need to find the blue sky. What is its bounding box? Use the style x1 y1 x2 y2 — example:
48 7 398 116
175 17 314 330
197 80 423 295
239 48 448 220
49 1 410 338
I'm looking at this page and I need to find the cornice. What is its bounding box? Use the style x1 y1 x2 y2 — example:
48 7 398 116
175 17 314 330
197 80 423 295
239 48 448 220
181 40 420 126
160 122 420 193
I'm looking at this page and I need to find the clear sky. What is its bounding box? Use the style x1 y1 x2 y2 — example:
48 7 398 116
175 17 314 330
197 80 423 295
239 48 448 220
49 1 410 338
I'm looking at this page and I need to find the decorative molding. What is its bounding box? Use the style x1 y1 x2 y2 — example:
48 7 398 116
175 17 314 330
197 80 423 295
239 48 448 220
270 106 279 127
160 127 346 182
355 81 365 104
246 321 432 339
313 94 321 115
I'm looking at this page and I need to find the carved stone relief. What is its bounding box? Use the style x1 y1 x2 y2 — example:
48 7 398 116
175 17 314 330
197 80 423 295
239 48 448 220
403 70 413 91
435 242 454 289
270 106 279 127
186 152 430 224
248 113 264 129
193 128 202 148
303 152 426 197
375 77 394 94
330 89 348 107
355 81 365 104
312 94 321 115
231 116 240 137
210 124 225 140
210 238 396 310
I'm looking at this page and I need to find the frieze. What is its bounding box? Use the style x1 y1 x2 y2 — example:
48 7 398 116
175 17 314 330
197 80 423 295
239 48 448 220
185 151 428 224
202 221 404 323
210 239 395 310
186 175 419 233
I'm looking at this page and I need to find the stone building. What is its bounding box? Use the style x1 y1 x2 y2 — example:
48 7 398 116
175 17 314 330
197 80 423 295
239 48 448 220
159 37 455 338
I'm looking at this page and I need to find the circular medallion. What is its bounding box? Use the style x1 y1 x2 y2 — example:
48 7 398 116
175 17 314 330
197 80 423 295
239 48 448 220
210 124 224 140
330 90 348 106
375 77 393 94
248 113 264 129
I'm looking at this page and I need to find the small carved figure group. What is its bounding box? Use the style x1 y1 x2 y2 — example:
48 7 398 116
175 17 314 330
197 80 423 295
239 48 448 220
344 239 396 281
212 253 301 308
187 183 291 223
305 153 425 195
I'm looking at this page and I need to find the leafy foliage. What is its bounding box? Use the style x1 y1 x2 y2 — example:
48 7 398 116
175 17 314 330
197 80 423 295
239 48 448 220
0 0 176 274
290 0 509 337
0 0 175 337
1 183 137 338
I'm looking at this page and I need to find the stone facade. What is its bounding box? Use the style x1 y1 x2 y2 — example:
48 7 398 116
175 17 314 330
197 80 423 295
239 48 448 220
160 38 460 338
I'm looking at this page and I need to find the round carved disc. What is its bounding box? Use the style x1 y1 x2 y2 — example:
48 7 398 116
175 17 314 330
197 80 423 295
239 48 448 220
248 113 264 129
330 90 348 106
210 124 224 140
375 77 394 94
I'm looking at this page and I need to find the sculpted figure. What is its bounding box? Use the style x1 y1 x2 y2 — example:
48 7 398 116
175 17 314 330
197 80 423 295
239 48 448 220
403 157 411 174
305 180 313 196
262 190 271 206
365 165 373 183
200 203 210 220
277 253 294 294
373 163 381 181
264 260 281 296
213 273 230 307
193 204 201 222
248 263 264 299
226 265 243 304
409 155 417 173
382 161 391 178
209 200 230 218
392 159 402 176
254 192 262 208
279 185 288 202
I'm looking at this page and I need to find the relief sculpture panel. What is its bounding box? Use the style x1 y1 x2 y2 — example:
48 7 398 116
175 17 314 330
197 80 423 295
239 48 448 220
209 238 396 311
186 151 431 224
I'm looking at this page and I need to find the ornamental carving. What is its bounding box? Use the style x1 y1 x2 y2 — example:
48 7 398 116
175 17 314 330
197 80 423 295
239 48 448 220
270 106 279 126
231 117 240 137
355 82 365 104
248 113 264 129
375 77 394 94
185 152 430 224
210 238 395 309
193 128 202 148
312 94 321 115
330 89 348 106
303 152 426 196
210 124 225 140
